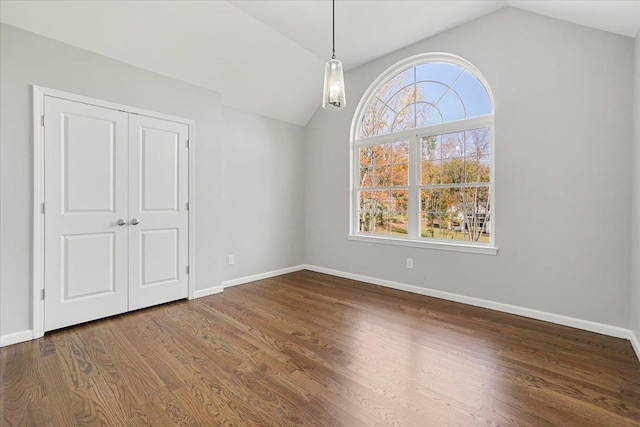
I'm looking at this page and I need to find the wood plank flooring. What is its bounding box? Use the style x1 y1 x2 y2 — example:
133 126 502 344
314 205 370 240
2 270 640 426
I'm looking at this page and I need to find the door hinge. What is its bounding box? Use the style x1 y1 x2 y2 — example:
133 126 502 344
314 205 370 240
41 115 45 127
42 289 45 300
186 266 190 274
41 202 45 214
186 202 189 211
186 139 190 148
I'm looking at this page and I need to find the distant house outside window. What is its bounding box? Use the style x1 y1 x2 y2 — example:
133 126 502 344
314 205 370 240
349 53 496 254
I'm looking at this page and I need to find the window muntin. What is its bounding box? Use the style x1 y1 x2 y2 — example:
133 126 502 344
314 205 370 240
352 55 494 249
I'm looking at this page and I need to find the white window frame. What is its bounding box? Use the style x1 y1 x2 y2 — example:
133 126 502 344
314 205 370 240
348 53 497 255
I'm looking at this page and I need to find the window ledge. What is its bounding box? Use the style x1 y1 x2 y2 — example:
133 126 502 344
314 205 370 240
347 234 498 255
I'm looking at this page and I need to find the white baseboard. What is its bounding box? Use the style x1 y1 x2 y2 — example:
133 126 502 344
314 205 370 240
221 265 305 288
193 285 224 299
303 264 635 341
0 329 34 347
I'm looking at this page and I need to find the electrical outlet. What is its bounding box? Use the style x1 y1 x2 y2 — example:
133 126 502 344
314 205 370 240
228 255 235 265
406 258 413 269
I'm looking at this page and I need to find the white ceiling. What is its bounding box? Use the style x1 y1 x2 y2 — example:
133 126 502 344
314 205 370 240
230 1 506 71
1 1 639 126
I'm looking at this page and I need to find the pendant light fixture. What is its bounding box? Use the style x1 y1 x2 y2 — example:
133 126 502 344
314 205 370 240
322 0 346 110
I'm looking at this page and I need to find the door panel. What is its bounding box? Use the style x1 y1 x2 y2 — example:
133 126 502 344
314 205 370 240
141 229 179 286
141 127 179 212
44 97 129 331
64 114 116 213
129 115 188 310
63 233 115 299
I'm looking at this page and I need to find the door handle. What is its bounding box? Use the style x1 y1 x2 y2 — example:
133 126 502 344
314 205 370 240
117 219 127 226
131 218 140 226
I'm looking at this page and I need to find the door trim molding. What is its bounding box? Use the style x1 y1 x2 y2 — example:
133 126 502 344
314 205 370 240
32 85 196 339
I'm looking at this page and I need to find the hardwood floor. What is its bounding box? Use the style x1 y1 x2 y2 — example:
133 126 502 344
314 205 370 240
2 270 640 426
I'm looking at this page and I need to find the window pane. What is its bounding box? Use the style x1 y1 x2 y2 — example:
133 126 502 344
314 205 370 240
360 166 373 187
392 141 409 186
360 210 390 234
416 102 442 127
392 163 408 186
359 146 375 188
416 81 448 105
359 211 375 233
440 212 457 239
373 211 390 234
358 190 372 211
373 143 392 165
379 68 415 103
391 190 408 212
387 84 416 111
452 71 492 118
421 188 441 212
373 166 391 187
441 132 465 184
442 158 464 184
392 141 408 163
461 186 491 242
359 146 373 167
421 135 440 161
464 128 491 183
359 99 395 138
390 212 408 235
420 212 442 239
465 160 490 183
465 129 490 159
416 62 463 86
436 90 465 123
358 190 391 234
371 190 390 211
441 132 465 159
441 186 462 215
391 104 415 132
421 161 440 185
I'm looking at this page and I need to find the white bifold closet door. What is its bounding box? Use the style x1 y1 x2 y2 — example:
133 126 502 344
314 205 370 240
43 97 188 332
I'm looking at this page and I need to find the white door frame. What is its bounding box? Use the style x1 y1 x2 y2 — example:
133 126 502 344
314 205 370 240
32 85 197 339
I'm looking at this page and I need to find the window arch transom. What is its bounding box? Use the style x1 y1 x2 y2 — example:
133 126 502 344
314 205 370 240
358 61 492 139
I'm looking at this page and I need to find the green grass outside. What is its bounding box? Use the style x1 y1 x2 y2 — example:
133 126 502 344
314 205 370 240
376 223 490 243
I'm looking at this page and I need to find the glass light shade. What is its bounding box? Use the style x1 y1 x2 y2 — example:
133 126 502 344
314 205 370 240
323 58 346 110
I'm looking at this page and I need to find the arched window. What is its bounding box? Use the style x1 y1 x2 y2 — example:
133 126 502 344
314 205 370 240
350 53 496 254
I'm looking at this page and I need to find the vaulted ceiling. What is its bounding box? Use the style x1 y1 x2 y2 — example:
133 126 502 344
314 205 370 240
1 1 638 126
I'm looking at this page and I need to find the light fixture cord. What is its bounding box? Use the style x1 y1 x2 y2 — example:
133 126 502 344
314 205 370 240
332 0 336 59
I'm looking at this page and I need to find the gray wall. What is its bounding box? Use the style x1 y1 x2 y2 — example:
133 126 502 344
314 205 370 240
221 107 305 281
304 7 635 328
632 32 640 339
0 23 305 336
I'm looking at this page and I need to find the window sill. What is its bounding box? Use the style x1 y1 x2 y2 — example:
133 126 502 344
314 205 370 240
347 234 498 255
